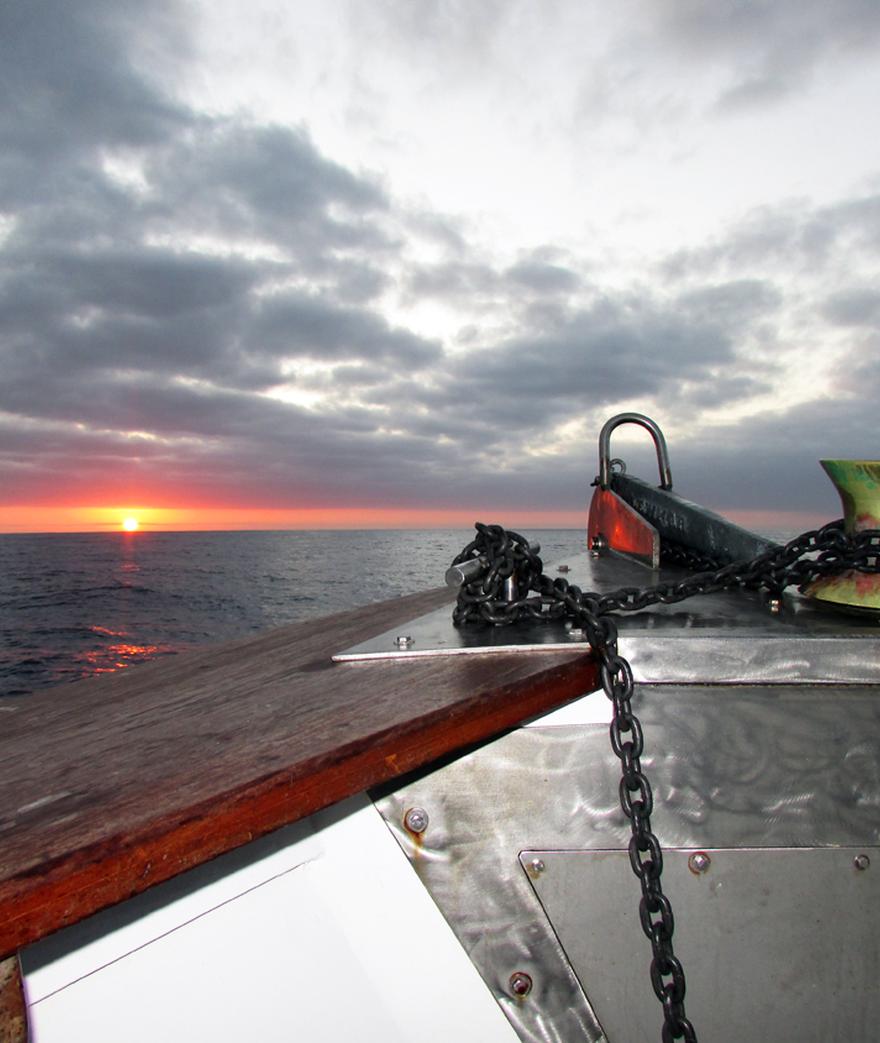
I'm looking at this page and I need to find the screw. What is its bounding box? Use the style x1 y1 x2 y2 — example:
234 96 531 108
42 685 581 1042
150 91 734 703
854 853 871 871
403 806 429 834
688 851 711 875
529 858 545 875
395 635 414 648
509 971 532 997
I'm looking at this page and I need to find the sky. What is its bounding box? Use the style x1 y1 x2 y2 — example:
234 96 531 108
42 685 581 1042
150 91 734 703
2 0 880 533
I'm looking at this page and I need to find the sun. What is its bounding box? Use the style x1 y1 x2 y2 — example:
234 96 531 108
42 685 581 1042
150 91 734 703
122 516 140 532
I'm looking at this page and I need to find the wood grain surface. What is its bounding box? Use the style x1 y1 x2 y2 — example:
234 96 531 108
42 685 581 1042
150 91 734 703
0 587 598 959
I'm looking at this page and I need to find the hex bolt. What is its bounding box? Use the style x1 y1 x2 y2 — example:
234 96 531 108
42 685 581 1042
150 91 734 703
854 853 871 871
395 635 414 649
509 971 533 997
688 851 711 875
403 806 429 834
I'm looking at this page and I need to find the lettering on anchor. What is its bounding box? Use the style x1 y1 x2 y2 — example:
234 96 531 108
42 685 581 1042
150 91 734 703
631 496 689 534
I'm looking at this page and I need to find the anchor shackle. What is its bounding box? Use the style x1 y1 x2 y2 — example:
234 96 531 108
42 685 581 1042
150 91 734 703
597 412 673 490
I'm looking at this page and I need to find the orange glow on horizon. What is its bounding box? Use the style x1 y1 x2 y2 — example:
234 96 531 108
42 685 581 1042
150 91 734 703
122 516 139 532
0 504 832 536
0 504 591 534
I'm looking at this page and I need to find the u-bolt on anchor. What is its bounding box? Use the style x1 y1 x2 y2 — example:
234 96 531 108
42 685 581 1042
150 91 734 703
597 412 673 491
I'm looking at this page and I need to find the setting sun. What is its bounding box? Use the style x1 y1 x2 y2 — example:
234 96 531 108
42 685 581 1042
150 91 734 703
122 516 139 532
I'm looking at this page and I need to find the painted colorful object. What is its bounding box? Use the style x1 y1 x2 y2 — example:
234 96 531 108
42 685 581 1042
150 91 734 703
805 459 880 612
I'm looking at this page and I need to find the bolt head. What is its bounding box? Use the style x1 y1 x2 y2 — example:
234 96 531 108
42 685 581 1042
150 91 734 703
403 806 429 834
395 635 414 648
529 858 545 875
509 971 532 997
688 851 711 875
854 853 871 871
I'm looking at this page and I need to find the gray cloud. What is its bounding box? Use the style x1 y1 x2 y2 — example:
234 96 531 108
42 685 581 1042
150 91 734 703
822 289 880 327
644 0 880 110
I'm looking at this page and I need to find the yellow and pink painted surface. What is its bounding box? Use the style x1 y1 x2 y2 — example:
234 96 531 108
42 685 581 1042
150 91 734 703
806 460 880 612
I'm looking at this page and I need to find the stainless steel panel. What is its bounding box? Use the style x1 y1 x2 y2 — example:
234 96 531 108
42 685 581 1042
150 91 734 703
523 846 880 1043
336 552 880 684
375 684 880 1042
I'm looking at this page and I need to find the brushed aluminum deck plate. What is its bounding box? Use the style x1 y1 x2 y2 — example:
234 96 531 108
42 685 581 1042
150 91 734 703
521 846 880 1043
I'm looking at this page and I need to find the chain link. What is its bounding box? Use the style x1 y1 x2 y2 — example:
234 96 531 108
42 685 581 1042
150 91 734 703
450 519 880 1043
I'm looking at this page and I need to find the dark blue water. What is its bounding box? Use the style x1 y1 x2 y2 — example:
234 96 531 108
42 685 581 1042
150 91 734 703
0 529 583 699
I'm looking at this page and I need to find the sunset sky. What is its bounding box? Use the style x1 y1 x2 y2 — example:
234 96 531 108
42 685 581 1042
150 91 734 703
2 0 879 533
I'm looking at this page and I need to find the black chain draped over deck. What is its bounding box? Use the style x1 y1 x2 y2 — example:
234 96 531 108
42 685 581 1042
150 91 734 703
450 520 880 1043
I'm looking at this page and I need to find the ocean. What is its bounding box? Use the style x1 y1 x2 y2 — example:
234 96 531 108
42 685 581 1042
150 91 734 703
0 528 584 700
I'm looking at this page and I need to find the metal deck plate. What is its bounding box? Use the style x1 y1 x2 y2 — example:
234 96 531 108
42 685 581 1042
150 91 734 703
522 846 880 1043
336 552 880 684
376 684 880 1043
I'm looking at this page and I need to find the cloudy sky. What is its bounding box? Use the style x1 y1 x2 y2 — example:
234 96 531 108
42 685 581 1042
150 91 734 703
2 0 879 532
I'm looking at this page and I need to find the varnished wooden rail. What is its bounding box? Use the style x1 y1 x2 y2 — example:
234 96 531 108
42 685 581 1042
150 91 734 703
0 587 598 963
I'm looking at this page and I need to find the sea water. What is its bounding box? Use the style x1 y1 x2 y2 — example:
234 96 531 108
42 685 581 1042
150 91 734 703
0 528 583 700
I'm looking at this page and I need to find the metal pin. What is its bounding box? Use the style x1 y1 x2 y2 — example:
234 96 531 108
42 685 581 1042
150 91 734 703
445 557 485 587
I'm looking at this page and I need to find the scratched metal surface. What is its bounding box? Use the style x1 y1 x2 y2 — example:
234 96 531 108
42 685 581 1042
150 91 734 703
374 683 880 1043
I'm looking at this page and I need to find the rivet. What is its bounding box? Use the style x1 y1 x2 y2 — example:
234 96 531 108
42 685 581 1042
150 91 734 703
395 635 414 648
529 858 545 875
403 806 429 834
854 853 871 871
688 851 711 875
509 971 532 997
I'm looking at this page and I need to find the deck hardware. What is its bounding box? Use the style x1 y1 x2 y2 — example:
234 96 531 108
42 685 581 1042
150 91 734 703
854 854 871 871
557 564 570 572
529 858 545 875
597 412 673 491
403 807 429 834
445 557 486 587
768 598 782 613
508 971 533 997
688 852 711 875
395 635 414 648
589 534 607 557
567 628 585 640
